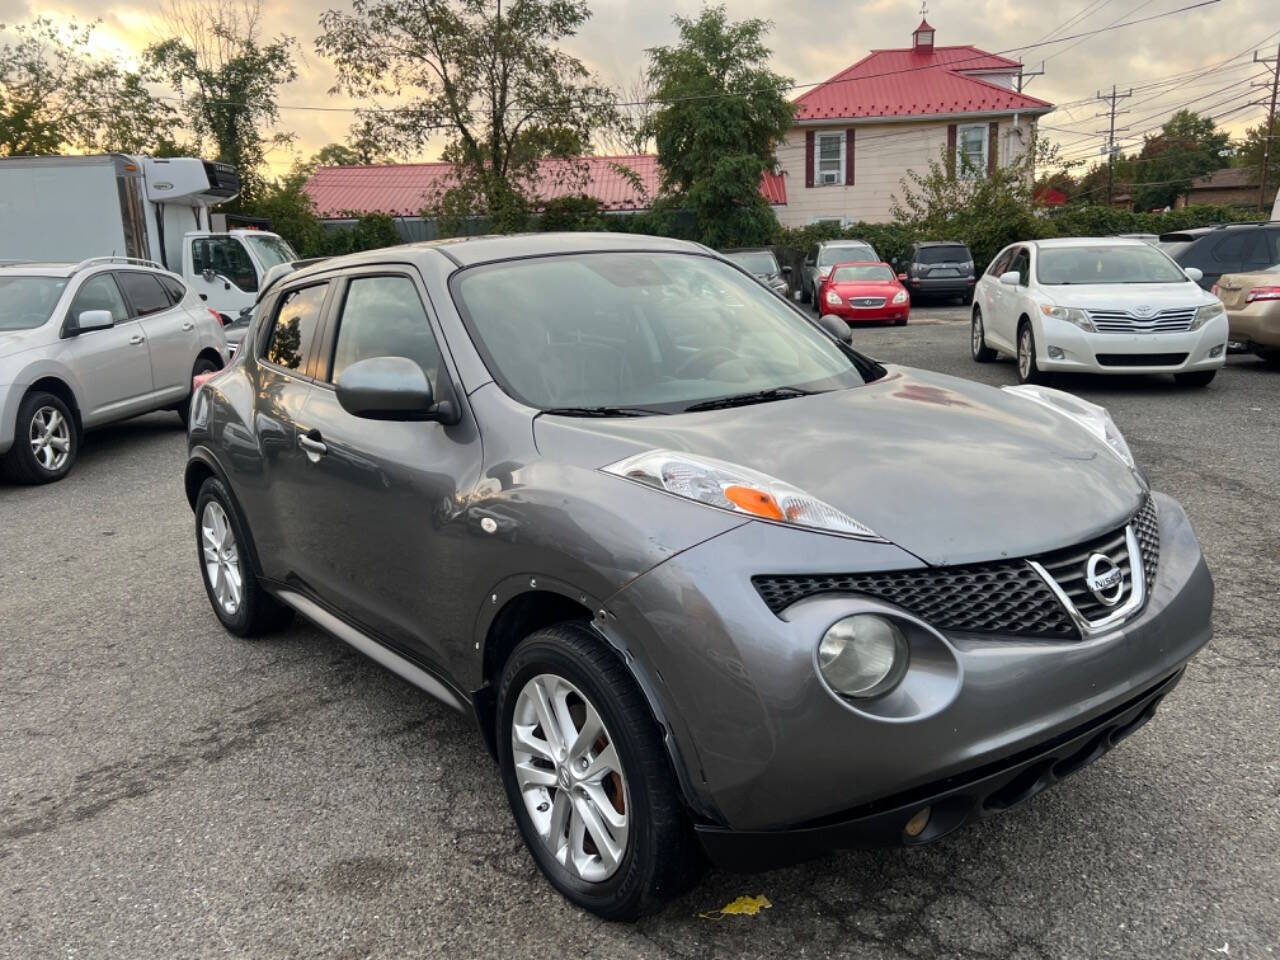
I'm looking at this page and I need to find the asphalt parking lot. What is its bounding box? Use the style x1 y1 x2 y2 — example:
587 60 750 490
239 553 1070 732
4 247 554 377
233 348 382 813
3 313 1278 960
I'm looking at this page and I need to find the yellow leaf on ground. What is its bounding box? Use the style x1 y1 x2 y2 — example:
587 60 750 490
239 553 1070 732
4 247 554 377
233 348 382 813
699 894 773 920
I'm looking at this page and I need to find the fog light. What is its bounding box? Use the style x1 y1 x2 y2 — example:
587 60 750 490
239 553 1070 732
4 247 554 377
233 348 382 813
1047 345 1065 360
904 806 932 838
1209 344 1224 358
817 614 909 699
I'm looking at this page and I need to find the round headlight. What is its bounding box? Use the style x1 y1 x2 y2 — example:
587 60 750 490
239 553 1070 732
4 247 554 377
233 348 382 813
818 614 909 699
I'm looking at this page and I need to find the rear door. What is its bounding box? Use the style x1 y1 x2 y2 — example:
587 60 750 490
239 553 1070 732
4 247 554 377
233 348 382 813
120 271 195 401
60 272 154 421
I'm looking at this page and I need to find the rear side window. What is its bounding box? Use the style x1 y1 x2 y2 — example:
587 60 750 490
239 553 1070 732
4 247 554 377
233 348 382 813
330 276 443 388
1210 232 1257 267
263 284 328 372
916 246 970 264
117 272 171 318
69 274 128 325
159 276 186 305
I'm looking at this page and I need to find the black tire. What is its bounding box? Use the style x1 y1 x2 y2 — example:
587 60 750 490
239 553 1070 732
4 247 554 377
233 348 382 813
1256 348 1280 368
1173 370 1217 388
1 390 78 484
895 316 908 326
1016 321 1043 384
194 476 293 637
178 356 222 426
971 308 997 362
496 622 702 920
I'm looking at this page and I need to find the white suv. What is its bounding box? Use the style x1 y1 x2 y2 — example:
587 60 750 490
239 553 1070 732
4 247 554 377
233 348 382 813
0 257 229 484
970 238 1228 387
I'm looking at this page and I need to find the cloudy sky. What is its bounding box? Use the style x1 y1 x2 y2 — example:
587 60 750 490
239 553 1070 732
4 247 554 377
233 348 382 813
2 0 1274 173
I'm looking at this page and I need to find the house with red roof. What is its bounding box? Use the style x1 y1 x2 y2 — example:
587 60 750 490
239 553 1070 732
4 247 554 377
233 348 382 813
776 17 1054 226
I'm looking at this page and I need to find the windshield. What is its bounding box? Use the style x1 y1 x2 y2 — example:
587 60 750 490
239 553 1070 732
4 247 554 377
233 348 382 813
831 265 894 283
452 252 870 414
915 246 969 264
244 234 298 269
0 276 68 331
725 251 779 275
1158 240 1193 259
819 244 875 267
1037 245 1189 285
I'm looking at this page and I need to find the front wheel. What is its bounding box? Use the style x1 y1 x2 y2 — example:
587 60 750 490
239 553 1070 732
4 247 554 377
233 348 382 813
1 391 78 484
1173 370 1217 388
1017 322 1043 384
497 622 701 920
971 309 997 362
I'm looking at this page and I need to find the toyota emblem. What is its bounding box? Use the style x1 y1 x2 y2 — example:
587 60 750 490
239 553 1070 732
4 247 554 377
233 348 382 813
1133 304 1154 318
1085 553 1125 606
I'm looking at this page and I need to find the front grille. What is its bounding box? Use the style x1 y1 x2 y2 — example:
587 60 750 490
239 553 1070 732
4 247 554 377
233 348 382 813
1087 307 1196 334
752 498 1160 638
1096 352 1189 367
850 297 886 308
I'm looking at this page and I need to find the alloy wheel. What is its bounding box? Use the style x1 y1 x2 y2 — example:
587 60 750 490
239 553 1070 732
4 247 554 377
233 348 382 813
511 673 630 883
1019 328 1033 380
201 501 243 615
28 405 71 472
972 315 983 357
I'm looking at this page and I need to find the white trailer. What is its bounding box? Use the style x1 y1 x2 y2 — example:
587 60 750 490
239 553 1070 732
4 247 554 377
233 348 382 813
0 154 298 319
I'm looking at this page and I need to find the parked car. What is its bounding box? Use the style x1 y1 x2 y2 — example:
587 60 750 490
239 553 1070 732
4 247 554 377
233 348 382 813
897 241 976 304
1116 233 1160 245
1157 221 1280 291
187 234 1212 920
0 256 228 483
971 238 1227 387
802 239 880 305
818 262 910 325
722 247 790 298
1214 264 1280 366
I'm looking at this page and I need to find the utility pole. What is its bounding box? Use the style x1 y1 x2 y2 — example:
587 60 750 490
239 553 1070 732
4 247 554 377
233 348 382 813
1016 59 1045 93
1255 44 1279 213
1096 85 1132 206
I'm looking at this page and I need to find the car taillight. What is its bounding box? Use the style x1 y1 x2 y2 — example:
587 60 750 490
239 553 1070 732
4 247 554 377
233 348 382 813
1246 286 1280 303
1210 284 1219 296
209 308 224 325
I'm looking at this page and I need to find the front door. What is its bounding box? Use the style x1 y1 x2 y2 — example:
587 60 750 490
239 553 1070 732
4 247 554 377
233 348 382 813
189 236 258 319
993 247 1031 347
119 270 196 400
60 272 154 421
289 271 482 668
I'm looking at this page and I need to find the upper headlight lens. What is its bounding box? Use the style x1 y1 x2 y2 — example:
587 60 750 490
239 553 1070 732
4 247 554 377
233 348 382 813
602 450 884 539
1040 303 1095 331
825 290 843 306
1191 301 1226 330
818 614 909 699
892 290 908 304
1003 384 1136 470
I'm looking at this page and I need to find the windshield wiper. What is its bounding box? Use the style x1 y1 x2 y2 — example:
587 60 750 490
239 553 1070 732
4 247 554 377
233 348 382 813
682 386 816 413
541 405 665 418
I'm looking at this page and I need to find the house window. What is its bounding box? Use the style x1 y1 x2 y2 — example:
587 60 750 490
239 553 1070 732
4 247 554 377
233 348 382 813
807 216 849 228
957 124 989 176
815 133 845 186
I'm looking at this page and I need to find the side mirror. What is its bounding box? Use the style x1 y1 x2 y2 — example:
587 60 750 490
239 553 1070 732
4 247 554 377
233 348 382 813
335 356 457 423
897 272 908 282
817 313 852 344
70 309 114 335
805 257 815 267
237 306 252 320
999 270 1021 286
1184 266 1204 283
781 264 792 275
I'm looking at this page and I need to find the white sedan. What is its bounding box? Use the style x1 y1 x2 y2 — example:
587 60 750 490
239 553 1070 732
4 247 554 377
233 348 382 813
970 238 1228 387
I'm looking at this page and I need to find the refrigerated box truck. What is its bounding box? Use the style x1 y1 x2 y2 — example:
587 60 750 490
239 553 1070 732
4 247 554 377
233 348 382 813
0 154 298 319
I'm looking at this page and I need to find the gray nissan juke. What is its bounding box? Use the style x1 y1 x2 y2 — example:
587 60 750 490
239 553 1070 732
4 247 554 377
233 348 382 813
185 233 1213 920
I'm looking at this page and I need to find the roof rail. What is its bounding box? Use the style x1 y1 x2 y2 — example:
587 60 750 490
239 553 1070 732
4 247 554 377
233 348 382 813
71 255 166 272
1210 219 1278 230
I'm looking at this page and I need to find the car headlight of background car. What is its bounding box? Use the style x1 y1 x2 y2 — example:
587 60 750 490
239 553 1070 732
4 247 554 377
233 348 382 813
892 290 908 305
1004 385 1136 470
603 450 884 539
1040 303 1095 332
825 290 843 306
818 614 910 699
1190 301 1226 330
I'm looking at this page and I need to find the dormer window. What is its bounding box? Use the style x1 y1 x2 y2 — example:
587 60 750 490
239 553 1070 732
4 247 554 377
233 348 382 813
913 18 935 50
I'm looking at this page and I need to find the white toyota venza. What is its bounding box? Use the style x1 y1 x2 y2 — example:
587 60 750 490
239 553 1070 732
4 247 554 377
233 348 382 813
970 238 1228 387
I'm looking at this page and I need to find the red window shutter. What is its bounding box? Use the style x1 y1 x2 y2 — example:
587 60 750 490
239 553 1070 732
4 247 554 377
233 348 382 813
845 129 856 186
805 131 815 188
988 122 999 175
947 124 957 180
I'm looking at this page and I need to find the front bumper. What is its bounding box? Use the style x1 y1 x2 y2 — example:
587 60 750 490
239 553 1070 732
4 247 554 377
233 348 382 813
604 492 1212 863
1226 302 1280 349
823 303 910 323
1037 315 1228 374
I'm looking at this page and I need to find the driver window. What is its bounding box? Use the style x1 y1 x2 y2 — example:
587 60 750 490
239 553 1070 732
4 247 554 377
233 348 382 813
68 274 129 326
1009 249 1031 285
191 237 259 292
988 249 1014 277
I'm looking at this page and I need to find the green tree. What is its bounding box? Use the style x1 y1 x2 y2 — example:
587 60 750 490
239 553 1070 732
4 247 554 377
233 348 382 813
317 0 617 232
645 6 793 248
1233 117 1279 200
145 0 299 204
245 169 323 254
1 17 179 156
1130 110 1229 211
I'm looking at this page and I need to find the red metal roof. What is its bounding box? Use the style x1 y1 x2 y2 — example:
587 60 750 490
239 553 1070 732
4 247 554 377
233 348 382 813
305 154 787 217
793 44 1052 122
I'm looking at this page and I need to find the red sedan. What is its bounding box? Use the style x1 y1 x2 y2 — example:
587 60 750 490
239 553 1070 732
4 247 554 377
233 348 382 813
818 262 911 325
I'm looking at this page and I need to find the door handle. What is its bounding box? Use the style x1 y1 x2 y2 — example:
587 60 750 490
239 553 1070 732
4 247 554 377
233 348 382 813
298 432 327 460
129 334 145 345
181 321 195 331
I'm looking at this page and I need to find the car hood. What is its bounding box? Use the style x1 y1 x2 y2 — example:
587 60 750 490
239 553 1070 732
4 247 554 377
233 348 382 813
0 327 49 364
533 366 1144 566
1043 280 1212 310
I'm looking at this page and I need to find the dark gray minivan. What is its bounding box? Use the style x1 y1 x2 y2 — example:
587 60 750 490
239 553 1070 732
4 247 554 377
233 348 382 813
185 234 1213 920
